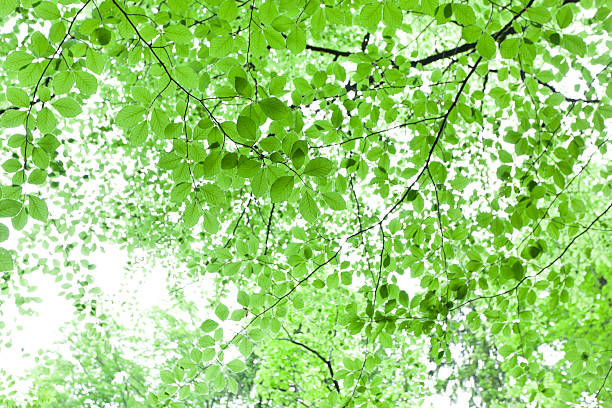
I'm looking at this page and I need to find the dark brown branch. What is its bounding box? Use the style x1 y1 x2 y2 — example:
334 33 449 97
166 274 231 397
224 198 252 248
488 68 602 103
381 56 483 222
0 97 49 115
264 204 275 255
305 44 352 57
306 0 535 69
361 32 371 52
381 0 536 221
278 338 340 393
596 363 612 399
411 42 476 67
311 116 442 149
535 77 600 103
23 1 90 180
228 250 341 344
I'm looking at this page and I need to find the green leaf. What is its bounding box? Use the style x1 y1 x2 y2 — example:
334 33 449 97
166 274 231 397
218 0 238 21
0 0 18 18
168 0 188 13
299 191 319 223
264 28 285 49
215 303 229 320
270 176 294 202
382 1 403 28
500 38 520 59
11 208 28 230
190 348 202 363
131 87 152 104
360 3 382 28
2 159 21 173
0 109 26 128
453 4 475 26
237 115 257 141
251 168 269 197
200 184 225 206
34 1 60 20
303 157 333 177
86 48 105 74
213 372 226 391
32 148 49 169
499 344 514 357
130 121 148 145
286 27 306 54
0 223 9 242
200 319 218 332
37 108 57 134
31 32 53 58
258 136 281 152
556 6 573 29
0 199 22 218
202 212 219 234
234 77 253 97
526 6 551 24
28 195 48 222
28 169 47 185
159 152 181 170
476 33 496 59
4 51 33 71
227 359 247 372
322 192 346 210
259 0 278 23
562 34 586 57
195 382 209 394
175 65 198 88
210 35 234 58
165 24 193 44
259 97 289 120
237 290 250 307
183 200 201 228
53 71 74 95
160 370 174 384
38 134 60 153
93 27 111 45
271 15 293 32
0 248 13 272
171 183 191 203
52 97 82 118
6 87 30 108
116 105 146 129
74 71 98 95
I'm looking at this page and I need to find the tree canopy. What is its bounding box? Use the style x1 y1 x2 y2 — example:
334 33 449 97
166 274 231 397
0 0 611 406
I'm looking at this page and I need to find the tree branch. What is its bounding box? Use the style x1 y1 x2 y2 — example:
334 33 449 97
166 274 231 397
111 0 263 158
306 0 536 69
453 201 612 311
278 337 340 393
596 363 612 399
306 44 352 57
224 198 252 248
264 204 275 255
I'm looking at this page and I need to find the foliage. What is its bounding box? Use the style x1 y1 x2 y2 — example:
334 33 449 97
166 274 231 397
0 0 611 406
4 306 256 407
